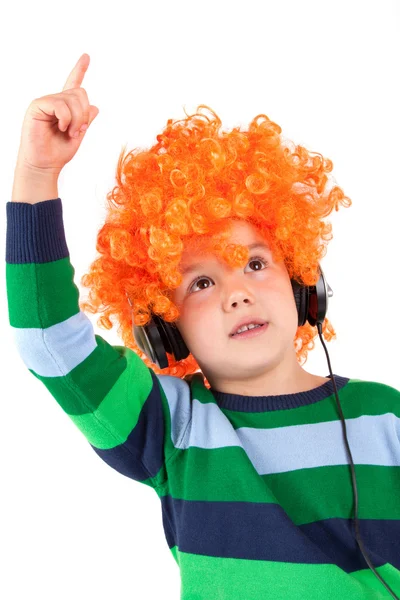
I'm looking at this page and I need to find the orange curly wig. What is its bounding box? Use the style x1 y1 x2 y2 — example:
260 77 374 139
79 104 351 387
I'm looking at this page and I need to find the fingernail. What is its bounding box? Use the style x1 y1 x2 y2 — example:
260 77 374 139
80 124 88 132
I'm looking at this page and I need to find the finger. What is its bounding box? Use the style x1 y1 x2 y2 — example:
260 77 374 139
68 105 99 137
63 53 90 92
33 97 72 132
53 99 72 132
63 88 90 135
62 92 87 137
55 100 98 136
88 105 100 126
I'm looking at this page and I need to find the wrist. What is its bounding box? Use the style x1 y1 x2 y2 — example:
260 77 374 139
14 158 61 180
12 164 60 204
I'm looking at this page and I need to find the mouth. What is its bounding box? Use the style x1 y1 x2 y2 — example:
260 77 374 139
230 322 269 340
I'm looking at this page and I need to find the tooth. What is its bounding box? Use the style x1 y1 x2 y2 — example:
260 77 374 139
235 323 261 334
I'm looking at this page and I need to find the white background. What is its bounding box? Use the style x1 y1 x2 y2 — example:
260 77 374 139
1 1 399 598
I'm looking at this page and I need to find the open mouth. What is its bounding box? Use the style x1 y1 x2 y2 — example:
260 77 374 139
231 323 269 339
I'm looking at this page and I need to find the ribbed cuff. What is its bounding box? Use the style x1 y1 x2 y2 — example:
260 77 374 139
5 198 70 264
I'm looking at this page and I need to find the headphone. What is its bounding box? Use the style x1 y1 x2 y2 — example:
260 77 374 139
126 266 399 599
128 266 330 371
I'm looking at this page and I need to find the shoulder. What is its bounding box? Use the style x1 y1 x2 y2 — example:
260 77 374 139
351 378 399 395
347 377 400 416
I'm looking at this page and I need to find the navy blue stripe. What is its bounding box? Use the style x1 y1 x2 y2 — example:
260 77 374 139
6 198 68 264
159 496 400 572
89 370 165 482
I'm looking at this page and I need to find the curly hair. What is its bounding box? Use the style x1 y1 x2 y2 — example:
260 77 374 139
79 104 351 386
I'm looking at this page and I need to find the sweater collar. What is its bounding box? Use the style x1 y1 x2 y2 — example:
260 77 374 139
210 374 350 412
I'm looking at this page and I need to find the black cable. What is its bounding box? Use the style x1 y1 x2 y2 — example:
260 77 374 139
317 322 399 599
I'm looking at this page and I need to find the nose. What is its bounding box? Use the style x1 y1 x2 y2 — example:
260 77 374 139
224 285 255 310
231 297 251 308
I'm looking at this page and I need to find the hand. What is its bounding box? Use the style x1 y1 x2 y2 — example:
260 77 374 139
15 53 99 177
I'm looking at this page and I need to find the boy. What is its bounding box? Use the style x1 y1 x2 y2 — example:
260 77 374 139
6 53 400 599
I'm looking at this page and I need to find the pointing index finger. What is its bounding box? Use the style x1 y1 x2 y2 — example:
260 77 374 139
63 53 90 91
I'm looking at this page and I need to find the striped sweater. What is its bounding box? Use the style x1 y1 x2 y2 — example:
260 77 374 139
5 197 400 600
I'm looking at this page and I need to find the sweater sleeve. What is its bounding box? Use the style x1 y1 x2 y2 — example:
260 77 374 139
5 198 172 490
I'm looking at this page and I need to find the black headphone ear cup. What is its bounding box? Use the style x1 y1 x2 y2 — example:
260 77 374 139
133 317 166 368
291 265 329 328
291 279 309 327
133 315 190 369
153 315 190 362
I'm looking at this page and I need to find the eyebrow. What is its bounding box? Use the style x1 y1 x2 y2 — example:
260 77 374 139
180 242 270 277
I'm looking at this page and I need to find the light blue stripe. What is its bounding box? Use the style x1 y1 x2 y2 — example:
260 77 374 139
11 311 97 377
232 413 400 473
156 375 193 446
157 376 400 472
11 317 400 473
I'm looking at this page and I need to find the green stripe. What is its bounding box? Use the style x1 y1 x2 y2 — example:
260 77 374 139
6 258 80 328
30 341 154 448
264 464 400 522
164 448 400 521
172 548 399 599
7 257 161 449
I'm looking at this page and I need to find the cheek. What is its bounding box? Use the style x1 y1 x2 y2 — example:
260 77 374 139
279 292 299 331
178 309 222 353
266 284 297 324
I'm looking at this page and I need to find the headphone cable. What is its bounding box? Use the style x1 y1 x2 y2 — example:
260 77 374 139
317 322 399 600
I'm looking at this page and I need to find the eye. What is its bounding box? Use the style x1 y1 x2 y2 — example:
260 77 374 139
188 255 269 294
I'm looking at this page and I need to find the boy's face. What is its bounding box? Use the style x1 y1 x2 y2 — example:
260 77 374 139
171 220 309 396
